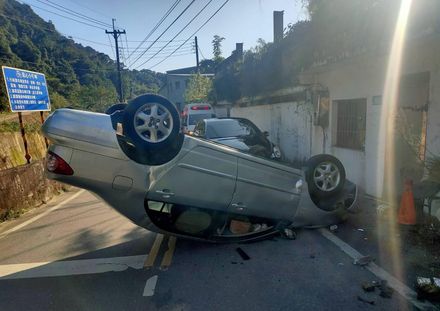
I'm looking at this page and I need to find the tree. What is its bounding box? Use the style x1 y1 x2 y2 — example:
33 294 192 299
184 73 212 103
212 35 225 63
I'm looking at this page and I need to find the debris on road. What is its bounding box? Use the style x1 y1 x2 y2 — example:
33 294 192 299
329 225 338 232
230 220 251 234
309 253 316 259
415 277 440 301
362 281 380 292
282 228 297 240
357 228 365 232
353 255 375 266
379 280 394 298
236 247 251 261
251 223 268 232
357 294 376 305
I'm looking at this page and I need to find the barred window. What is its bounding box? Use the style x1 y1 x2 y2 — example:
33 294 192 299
335 99 366 150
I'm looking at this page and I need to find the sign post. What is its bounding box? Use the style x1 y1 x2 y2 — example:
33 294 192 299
1 66 51 164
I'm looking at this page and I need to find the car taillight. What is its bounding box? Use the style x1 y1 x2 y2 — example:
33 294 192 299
46 151 74 175
190 105 211 110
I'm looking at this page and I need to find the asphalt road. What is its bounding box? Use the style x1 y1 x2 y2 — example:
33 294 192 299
0 189 430 311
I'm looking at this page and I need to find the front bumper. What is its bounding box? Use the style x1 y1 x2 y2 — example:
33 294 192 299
290 180 359 228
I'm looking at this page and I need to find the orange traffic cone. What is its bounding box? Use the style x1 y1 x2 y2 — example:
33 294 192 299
398 178 416 225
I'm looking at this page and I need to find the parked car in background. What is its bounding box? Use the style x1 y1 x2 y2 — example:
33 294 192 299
192 118 282 160
181 103 215 133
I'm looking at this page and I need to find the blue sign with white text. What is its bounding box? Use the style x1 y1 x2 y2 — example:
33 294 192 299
2 66 51 112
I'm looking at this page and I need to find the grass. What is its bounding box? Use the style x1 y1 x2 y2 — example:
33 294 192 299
0 121 41 133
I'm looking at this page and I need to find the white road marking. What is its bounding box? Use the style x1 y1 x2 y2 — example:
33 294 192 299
0 255 147 280
0 189 86 240
319 228 437 311
143 275 158 297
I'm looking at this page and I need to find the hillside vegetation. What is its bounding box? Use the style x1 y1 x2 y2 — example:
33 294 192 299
0 0 165 112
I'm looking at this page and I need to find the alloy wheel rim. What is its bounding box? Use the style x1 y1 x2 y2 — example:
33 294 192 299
313 161 340 192
134 103 173 143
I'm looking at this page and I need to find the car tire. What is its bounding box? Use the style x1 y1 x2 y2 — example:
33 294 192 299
105 103 126 115
305 154 346 198
123 94 181 153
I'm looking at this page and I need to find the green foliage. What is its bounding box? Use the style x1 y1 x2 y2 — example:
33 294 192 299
212 35 225 63
0 0 165 112
184 73 213 103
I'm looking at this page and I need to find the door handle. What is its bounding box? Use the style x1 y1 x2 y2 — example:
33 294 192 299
231 202 246 211
156 189 174 198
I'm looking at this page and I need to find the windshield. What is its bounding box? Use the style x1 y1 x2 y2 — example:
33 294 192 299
188 113 213 125
205 120 253 139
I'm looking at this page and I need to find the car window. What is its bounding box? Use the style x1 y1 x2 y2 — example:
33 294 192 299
188 113 212 125
205 119 255 139
193 121 205 136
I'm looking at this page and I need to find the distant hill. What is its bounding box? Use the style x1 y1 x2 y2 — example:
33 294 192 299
0 0 166 112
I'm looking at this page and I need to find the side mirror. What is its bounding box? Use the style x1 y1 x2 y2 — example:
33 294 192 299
263 131 269 137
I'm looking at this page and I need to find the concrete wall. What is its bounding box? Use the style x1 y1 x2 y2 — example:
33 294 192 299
0 160 67 220
231 101 313 164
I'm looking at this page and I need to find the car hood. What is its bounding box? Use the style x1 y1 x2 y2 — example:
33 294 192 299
211 137 250 151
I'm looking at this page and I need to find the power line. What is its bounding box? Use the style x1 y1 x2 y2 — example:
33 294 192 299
121 49 194 58
126 39 187 43
148 0 230 70
20 1 106 30
122 45 193 54
127 0 182 59
0 13 190 50
134 0 215 69
129 0 196 67
35 0 112 28
198 45 207 60
0 54 117 72
107 34 116 59
122 43 193 51
65 0 112 20
0 14 187 46
123 33 131 68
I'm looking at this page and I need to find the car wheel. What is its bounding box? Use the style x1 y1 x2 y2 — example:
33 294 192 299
123 94 180 152
105 103 126 115
306 154 346 198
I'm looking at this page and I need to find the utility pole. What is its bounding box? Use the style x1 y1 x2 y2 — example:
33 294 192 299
195 36 200 72
106 19 126 102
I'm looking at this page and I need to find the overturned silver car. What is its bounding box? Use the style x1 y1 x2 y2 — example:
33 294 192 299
42 94 357 242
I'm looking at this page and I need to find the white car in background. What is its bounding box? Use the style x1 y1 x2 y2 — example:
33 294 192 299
181 102 216 133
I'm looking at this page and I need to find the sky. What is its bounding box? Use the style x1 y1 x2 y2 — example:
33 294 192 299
23 0 307 73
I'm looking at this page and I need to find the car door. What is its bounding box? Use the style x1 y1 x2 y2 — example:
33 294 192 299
147 138 238 212
230 153 302 220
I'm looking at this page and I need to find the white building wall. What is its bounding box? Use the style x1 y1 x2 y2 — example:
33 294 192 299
303 36 440 198
231 101 313 164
